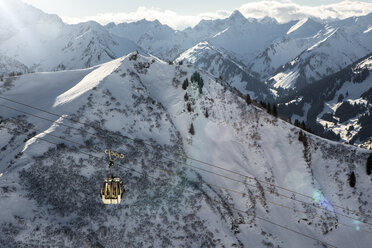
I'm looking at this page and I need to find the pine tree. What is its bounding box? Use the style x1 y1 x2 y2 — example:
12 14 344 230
198 78 204 94
191 71 203 94
189 123 195 135
129 52 138 61
367 153 372 175
187 103 192 112
245 94 251 105
298 130 308 148
349 171 356 187
267 103 271 114
205 109 209 118
191 71 201 83
300 121 306 130
337 94 344 102
294 119 300 127
182 78 189 90
272 104 278 117
184 92 189 101
298 130 303 139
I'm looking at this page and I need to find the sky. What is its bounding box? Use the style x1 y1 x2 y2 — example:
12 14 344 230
21 0 372 30
22 0 353 16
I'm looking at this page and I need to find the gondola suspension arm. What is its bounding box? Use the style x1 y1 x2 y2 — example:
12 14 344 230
105 149 124 177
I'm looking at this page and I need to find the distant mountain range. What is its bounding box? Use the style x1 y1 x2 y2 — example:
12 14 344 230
0 0 371 147
0 0 141 72
278 53 372 149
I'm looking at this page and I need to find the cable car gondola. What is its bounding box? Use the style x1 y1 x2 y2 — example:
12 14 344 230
100 149 125 204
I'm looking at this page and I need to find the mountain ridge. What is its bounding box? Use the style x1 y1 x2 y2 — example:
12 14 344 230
1 52 372 247
277 53 372 148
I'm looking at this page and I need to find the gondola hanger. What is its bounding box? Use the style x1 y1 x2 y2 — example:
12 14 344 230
100 149 125 204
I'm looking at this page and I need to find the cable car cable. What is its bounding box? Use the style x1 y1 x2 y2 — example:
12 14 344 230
2 122 372 236
1 94 370 220
0 96 371 221
1 102 372 226
0 126 340 247
0 95 368 219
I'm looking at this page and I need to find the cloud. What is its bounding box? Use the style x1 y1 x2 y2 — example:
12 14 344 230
61 1 372 30
238 0 372 23
62 7 228 30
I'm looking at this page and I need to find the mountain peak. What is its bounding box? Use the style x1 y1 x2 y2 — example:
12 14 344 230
259 16 278 24
286 17 323 36
134 18 161 26
105 22 116 29
228 10 247 23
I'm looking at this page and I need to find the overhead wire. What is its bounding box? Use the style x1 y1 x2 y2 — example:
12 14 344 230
0 101 372 229
0 124 340 247
0 95 370 220
2 118 372 236
1 100 372 229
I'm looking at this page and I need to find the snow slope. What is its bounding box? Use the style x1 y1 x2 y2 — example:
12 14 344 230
175 41 269 100
278 54 372 148
1 1 371 102
0 55 28 76
250 21 326 82
206 11 291 65
0 0 141 72
269 14 372 90
0 53 371 247
106 19 189 62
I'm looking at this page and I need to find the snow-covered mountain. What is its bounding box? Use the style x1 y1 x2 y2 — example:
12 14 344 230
105 19 188 62
174 11 371 93
175 41 270 100
278 53 372 149
53 21 141 71
173 11 370 101
1 1 371 99
104 10 291 65
206 11 291 66
0 53 372 247
0 55 28 76
286 18 324 38
104 10 282 63
1 1 372 246
268 14 372 90
249 18 326 81
0 0 141 71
